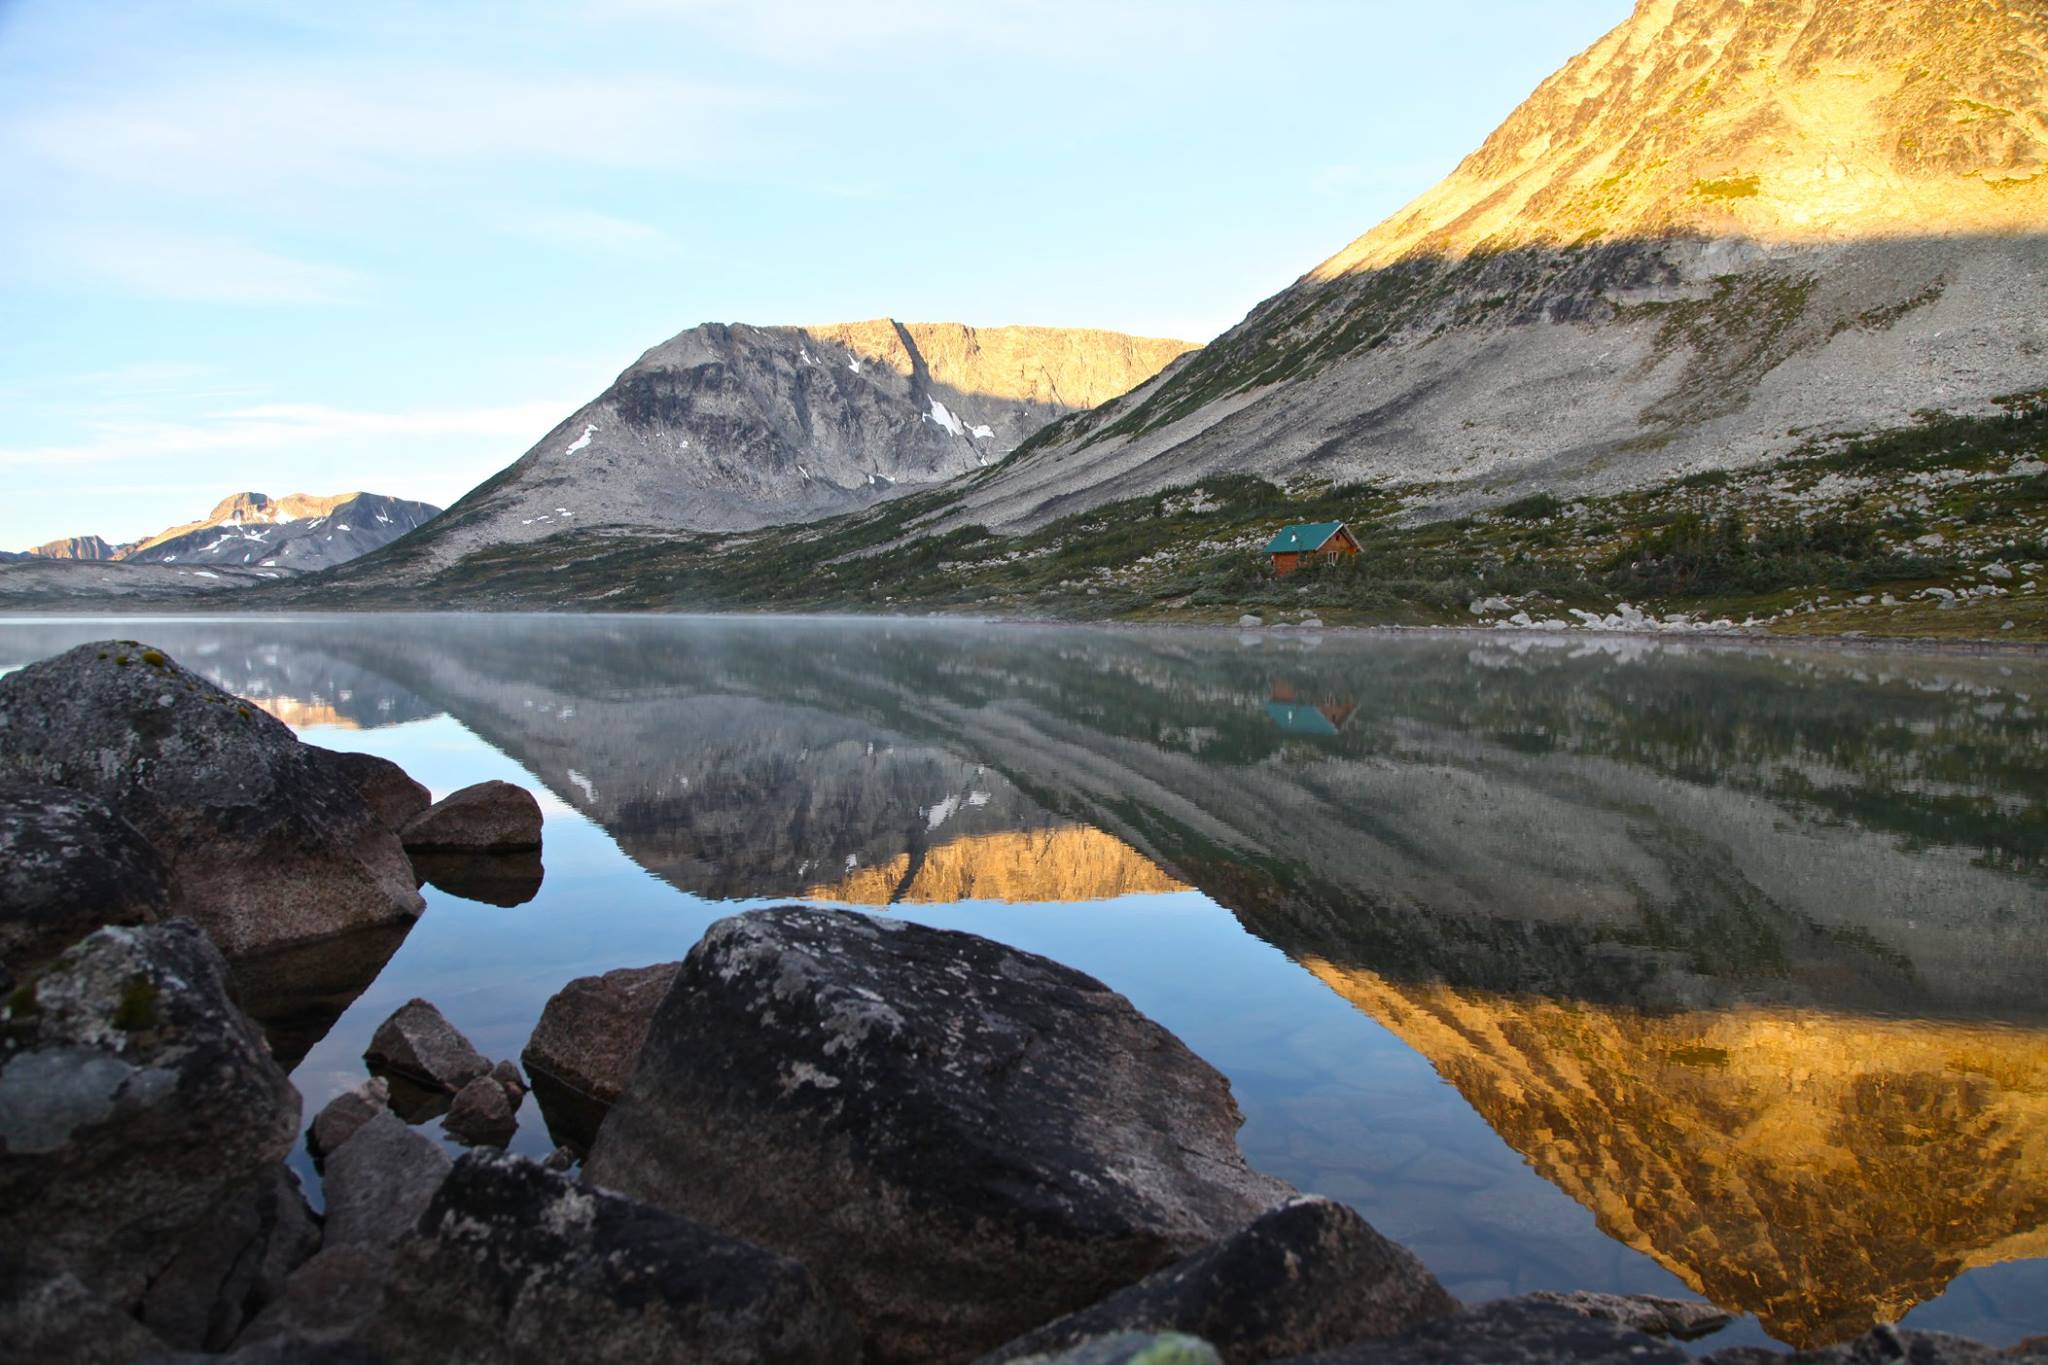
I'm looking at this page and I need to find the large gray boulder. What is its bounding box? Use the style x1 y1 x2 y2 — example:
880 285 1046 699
321 1109 452 1250
1523 1291 1731 1341
319 749 431 833
138 1164 321 1350
0 642 424 959
400 780 542 853
1273 1297 1692 1365
369 1151 860 1365
584 908 1293 1363
308 1077 391 1162
0 780 167 973
0 922 302 1312
521 961 678 1151
980 1197 1458 1363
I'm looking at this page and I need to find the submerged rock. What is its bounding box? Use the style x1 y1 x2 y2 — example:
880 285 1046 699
0 780 168 974
981 1196 1457 1363
308 1077 391 1162
363 997 490 1094
0 922 301 1312
410 847 545 906
321 1109 451 1250
1274 1296 1690 1364
370 1151 860 1364
442 1072 518 1148
1525 1290 1732 1341
0 642 423 959
319 749 431 833
521 960 677 1151
585 907 1292 1363
401 780 542 853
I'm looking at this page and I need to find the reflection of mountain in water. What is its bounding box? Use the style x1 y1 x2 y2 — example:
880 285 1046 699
1305 961 2048 1347
7 617 2043 1342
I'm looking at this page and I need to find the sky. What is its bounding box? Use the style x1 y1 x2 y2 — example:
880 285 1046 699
0 0 1633 551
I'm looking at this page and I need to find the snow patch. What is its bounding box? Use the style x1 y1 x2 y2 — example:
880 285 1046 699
567 423 597 453
924 795 959 830
926 398 965 437
969 424 994 439
566 769 597 802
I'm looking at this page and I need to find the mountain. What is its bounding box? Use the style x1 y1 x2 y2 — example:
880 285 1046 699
29 535 119 561
944 0 2048 530
119 491 441 572
360 319 1193 573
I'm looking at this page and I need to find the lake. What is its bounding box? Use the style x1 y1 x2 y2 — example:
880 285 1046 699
3 614 2044 1354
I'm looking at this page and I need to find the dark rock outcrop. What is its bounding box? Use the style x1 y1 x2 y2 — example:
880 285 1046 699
0 922 301 1311
0 1251 170 1364
231 1244 392 1359
0 642 423 958
1703 1325 2048 1365
400 780 542 853
0 781 167 973
138 1164 321 1350
363 997 490 1093
521 960 677 1150
1274 1297 1691 1365
1012 1336 1223 1365
410 848 545 906
980 1197 1458 1364
442 1073 517 1148
308 1077 390 1162
320 1110 451 1250
320 749 431 833
368 1151 860 1364
1524 1290 1732 1341
584 908 1292 1363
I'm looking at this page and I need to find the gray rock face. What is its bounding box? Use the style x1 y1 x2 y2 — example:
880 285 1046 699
0 1252 169 1364
363 997 491 1093
1275 1296 1691 1365
584 908 1292 1363
400 780 542 852
0 922 302 1310
980 1197 1458 1364
442 1073 517 1148
308 1077 390 1161
319 749 431 833
321 1109 451 1250
0 780 167 972
369 1151 860 1365
138 1164 321 1350
521 961 678 1150
1523 1290 1732 1341
0 642 424 959
233 1244 393 1359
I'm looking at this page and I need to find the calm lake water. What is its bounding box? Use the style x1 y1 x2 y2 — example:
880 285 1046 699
4 615 2044 1353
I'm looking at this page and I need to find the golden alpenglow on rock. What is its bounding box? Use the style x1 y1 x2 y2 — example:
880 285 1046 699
1313 0 2048 275
802 825 1189 906
1302 959 2048 1348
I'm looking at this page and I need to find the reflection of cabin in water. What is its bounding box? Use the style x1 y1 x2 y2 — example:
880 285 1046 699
1265 680 1357 735
1263 521 1362 577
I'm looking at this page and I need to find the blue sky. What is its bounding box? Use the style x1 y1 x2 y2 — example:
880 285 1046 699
0 0 1632 550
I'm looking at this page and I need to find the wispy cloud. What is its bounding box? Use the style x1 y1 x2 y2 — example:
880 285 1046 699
19 226 367 305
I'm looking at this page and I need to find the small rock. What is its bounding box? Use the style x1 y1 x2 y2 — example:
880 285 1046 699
542 1144 578 1173
490 1057 526 1098
1238 615 1263 628
369 1151 860 1364
0 781 167 974
0 923 301 1312
0 643 423 959
317 749 431 832
1279 1296 1689 1364
522 961 679 1151
443 1073 518 1148
980 1196 1458 1363
586 908 1292 1363
1300 617 1324 630
401 780 542 853
308 1077 390 1161
321 1109 451 1249
364 997 490 1093
1523 1290 1732 1341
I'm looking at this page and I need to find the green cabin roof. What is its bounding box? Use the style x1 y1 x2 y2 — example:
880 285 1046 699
1262 521 1349 555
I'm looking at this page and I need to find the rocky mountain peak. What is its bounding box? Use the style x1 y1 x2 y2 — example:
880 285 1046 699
1316 0 2048 278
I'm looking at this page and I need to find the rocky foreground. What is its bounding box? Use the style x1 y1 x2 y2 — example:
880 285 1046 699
2 642 2043 1364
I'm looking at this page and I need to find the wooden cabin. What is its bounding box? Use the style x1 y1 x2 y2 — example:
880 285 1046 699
1264 520 1362 577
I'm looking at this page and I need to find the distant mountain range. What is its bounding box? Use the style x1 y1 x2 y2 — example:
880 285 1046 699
21 490 440 575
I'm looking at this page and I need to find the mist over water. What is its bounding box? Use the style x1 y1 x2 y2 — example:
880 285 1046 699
4 614 2043 1352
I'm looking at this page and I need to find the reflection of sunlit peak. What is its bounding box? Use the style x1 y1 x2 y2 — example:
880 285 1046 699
1296 956 2048 1347
248 696 361 731
801 825 1187 906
